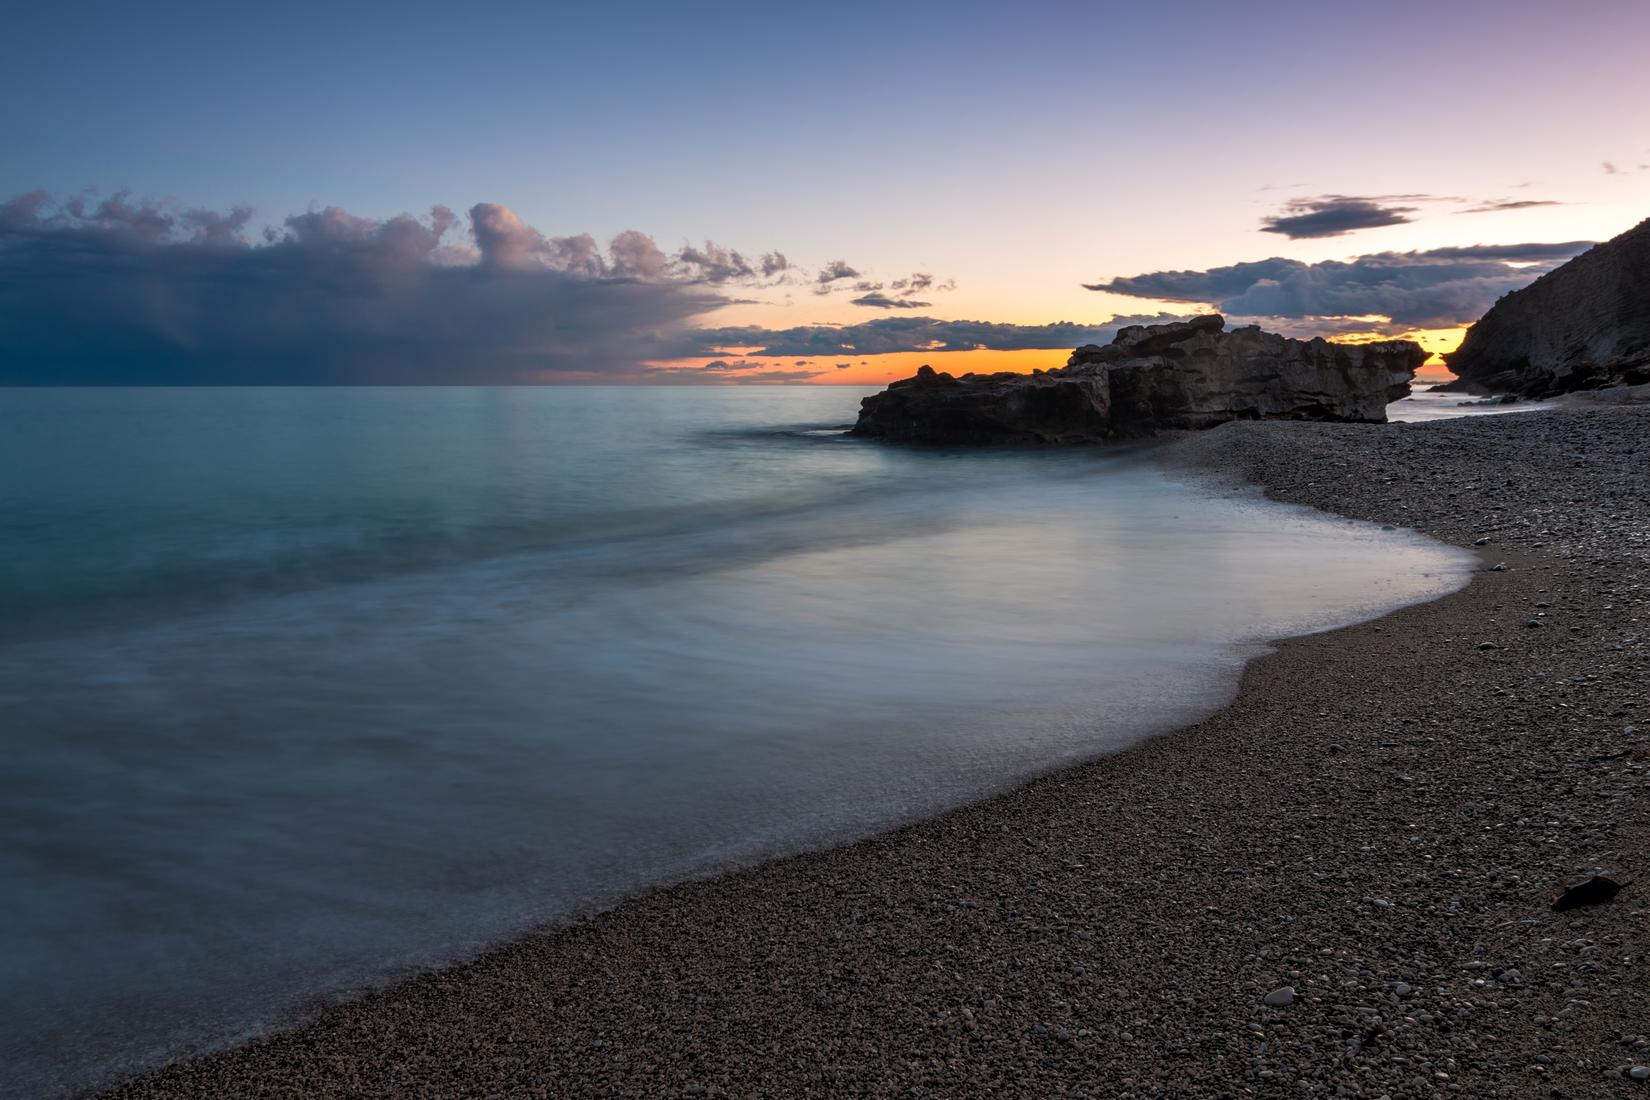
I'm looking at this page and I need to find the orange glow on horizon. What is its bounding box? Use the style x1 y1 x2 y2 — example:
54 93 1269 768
1328 325 1467 379
647 322 1471 386
647 348 1073 386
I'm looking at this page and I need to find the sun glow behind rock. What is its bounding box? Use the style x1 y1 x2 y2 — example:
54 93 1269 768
1327 325 1467 378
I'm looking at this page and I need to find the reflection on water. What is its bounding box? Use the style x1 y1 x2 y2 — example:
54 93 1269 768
0 388 1472 1097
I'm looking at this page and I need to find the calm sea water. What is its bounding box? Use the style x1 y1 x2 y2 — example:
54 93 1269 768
0 387 1473 1097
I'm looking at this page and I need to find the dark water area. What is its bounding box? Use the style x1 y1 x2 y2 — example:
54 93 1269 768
0 387 1472 1096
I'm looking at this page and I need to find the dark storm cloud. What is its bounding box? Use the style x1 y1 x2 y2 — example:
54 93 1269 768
1260 195 1421 239
686 314 1186 357
0 192 788 384
1090 242 1594 328
850 293 932 309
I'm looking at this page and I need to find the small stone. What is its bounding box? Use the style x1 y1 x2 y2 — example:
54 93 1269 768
1474 536 1492 546
1477 642 1499 651
1264 986 1296 1007
1632 1066 1650 1081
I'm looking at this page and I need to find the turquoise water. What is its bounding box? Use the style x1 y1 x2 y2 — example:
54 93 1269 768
0 388 1472 1096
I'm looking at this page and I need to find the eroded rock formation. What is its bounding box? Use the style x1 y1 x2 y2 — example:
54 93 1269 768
850 315 1424 444
1445 218 1650 397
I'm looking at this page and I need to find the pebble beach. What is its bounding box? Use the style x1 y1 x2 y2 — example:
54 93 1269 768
101 404 1650 1100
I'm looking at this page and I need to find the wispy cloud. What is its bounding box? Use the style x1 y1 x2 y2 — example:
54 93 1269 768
1260 192 1566 238
817 266 956 304
1458 199 1564 213
850 293 932 309
815 259 861 285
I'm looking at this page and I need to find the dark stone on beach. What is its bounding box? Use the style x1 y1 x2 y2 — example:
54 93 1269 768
1445 217 1650 397
1552 874 1624 911
848 315 1425 444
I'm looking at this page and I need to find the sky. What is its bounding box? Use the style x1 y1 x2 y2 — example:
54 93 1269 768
2 0 1648 384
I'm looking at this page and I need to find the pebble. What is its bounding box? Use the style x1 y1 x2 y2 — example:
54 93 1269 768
1264 986 1296 1008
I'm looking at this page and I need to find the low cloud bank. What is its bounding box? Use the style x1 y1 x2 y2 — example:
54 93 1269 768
687 314 1186 357
1090 242 1593 329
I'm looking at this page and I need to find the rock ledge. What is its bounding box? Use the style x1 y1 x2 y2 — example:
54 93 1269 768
849 315 1423 444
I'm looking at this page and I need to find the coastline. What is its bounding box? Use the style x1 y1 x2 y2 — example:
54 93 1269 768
100 405 1650 1099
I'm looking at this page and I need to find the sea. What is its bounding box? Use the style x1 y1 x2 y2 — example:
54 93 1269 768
0 386 1478 1096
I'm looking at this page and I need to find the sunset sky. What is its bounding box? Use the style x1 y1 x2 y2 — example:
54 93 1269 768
3 0 1647 385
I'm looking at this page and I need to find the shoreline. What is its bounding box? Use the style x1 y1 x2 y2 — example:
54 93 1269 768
100 405 1650 1099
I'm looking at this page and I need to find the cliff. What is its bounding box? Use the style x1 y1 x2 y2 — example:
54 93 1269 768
849 315 1424 444
1444 218 1650 396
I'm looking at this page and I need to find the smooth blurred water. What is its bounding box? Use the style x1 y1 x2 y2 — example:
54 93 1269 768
1387 382 1554 422
0 388 1472 1097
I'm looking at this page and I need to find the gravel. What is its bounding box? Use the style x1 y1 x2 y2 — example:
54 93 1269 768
101 405 1650 1099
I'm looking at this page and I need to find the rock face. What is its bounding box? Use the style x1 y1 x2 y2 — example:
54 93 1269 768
850 315 1424 444
1445 218 1650 397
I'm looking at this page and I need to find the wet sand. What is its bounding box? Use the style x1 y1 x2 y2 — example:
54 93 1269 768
101 405 1650 1099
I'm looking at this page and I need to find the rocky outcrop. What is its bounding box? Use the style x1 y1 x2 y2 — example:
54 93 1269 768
1444 218 1650 397
850 315 1424 444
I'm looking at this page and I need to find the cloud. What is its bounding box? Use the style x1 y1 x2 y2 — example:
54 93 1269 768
722 368 829 383
1414 241 1593 262
816 259 861 284
813 264 956 299
1260 195 1421 238
1604 161 1619 174
674 241 791 284
699 359 766 372
687 313 1187 357
1458 199 1564 214
850 293 933 309
0 192 790 384
1090 242 1594 328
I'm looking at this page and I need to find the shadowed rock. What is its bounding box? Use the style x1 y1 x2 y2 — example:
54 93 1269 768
1445 218 1650 397
850 315 1423 444
1552 873 1625 911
